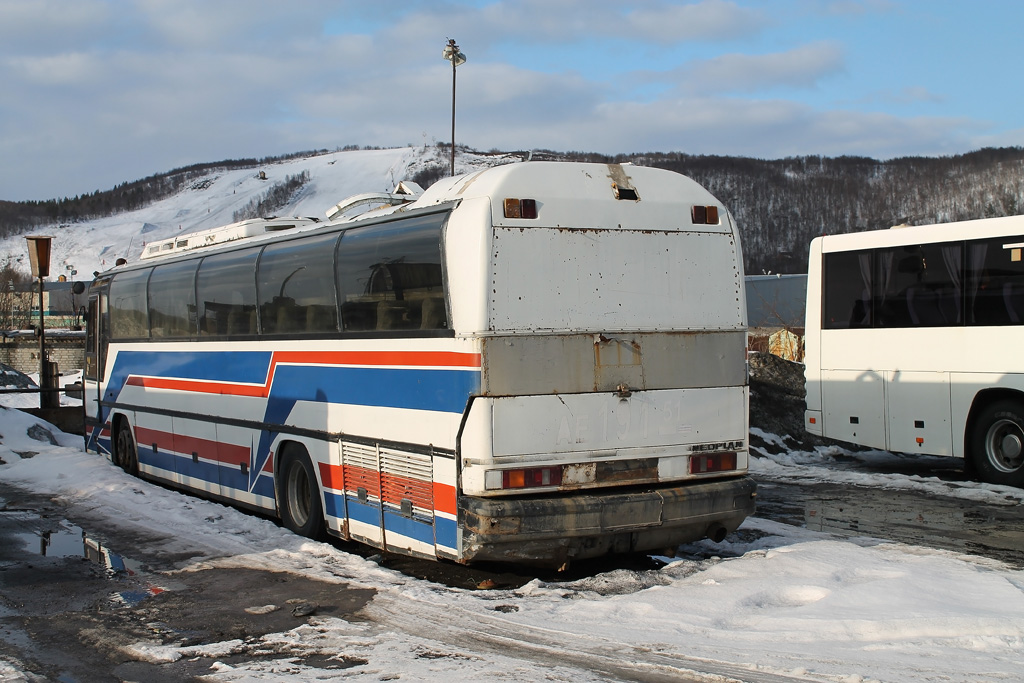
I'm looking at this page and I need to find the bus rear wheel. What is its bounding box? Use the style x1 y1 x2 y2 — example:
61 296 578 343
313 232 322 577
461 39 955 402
970 400 1024 488
278 446 326 540
115 419 139 477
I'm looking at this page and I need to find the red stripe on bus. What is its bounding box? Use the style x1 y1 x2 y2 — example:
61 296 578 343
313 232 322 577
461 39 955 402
433 482 457 516
381 472 433 509
134 425 175 452
324 461 455 515
271 350 481 369
172 432 251 467
319 462 344 490
125 375 268 397
134 426 251 466
342 463 381 498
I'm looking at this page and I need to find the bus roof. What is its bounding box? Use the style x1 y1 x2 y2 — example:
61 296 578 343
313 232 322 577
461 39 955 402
412 161 732 234
814 214 1024 253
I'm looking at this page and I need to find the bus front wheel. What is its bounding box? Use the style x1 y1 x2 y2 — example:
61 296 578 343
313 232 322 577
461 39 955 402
970 400 1024 488
278 446 326 540
115 419 139 477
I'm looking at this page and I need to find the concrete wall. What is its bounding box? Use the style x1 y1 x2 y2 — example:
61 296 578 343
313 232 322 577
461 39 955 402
0 336 85 376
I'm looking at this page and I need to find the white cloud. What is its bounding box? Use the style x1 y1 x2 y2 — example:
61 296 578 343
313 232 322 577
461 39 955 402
0 0 111 53
660 42 845 94
4 52 104 86
625 0 765 43
852 85 946 106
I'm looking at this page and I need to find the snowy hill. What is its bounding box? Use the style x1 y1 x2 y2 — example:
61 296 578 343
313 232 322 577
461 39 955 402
6 146 1024 278
0 146 513 280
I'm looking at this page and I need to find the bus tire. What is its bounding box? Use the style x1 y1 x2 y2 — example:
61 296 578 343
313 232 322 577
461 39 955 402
970 399 1024 488
278 446 326 540
115 418 139 477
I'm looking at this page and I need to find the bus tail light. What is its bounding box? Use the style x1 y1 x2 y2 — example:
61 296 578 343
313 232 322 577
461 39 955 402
690 452 737 474
485 466 563 490
503 198 538 219
691 205 720 225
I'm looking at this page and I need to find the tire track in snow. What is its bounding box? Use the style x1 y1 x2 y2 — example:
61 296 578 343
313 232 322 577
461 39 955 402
362 588 835 683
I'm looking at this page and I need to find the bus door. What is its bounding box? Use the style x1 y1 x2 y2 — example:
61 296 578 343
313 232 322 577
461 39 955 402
884 370 953 455
83 287 109 448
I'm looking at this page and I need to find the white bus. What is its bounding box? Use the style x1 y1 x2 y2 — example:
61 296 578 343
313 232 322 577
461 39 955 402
804 215 1024 487
83 161 756 566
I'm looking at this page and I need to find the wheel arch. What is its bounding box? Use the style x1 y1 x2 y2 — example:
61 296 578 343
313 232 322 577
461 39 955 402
273 436 329 539
271 437 327 518
965 388 1024 455
110 411 132 461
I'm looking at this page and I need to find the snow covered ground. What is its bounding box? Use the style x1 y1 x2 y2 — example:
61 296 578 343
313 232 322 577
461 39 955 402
2 403 1023 682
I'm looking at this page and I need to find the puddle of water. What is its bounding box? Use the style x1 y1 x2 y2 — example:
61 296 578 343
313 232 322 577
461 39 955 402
15 521 85 559
12 518 171 605
758 481 1024 567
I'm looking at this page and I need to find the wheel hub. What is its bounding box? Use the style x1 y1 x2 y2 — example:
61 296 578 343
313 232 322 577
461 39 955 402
1001 433 1023 460
988 418 1024 472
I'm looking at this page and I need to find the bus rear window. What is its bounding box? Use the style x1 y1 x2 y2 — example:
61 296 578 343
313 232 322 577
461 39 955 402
823 251 873 329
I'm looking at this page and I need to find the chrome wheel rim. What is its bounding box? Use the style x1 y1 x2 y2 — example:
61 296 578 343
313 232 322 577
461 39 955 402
985 418 1024 473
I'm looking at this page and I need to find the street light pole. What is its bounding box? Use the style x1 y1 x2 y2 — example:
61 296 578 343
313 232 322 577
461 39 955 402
25 236 53 409
442 38 466 177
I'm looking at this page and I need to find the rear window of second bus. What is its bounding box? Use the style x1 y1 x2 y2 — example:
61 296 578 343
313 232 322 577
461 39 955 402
823 251 872 329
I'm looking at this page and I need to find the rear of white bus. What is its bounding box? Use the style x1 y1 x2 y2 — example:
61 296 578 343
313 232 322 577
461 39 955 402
430 162 756 566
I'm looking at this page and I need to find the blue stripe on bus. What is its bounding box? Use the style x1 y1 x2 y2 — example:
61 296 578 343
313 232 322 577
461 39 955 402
434 516 458 549
324 491 345 519
382 509 437 547
269 365 477 414
111 350 274 387
328 493 452 550
220 464 275 499
138 442 178 473
346 496 384 527
137 444 274 500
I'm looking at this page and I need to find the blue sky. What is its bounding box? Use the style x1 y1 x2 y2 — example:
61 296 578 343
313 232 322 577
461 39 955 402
2 0 1022 201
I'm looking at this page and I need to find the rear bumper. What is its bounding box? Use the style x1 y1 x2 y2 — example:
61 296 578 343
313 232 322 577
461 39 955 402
458 475 756 566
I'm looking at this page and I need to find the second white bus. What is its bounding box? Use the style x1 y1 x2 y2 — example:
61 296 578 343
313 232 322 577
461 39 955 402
804 215 1024 487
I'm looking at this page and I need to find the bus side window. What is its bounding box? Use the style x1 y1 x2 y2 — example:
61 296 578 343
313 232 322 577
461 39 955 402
148 259 198 338
864 242 961 328
336 214 448 333
823 251 872 329
968 236 1024 326
196 247 260 338
108 269 152 339
257 232 340 335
